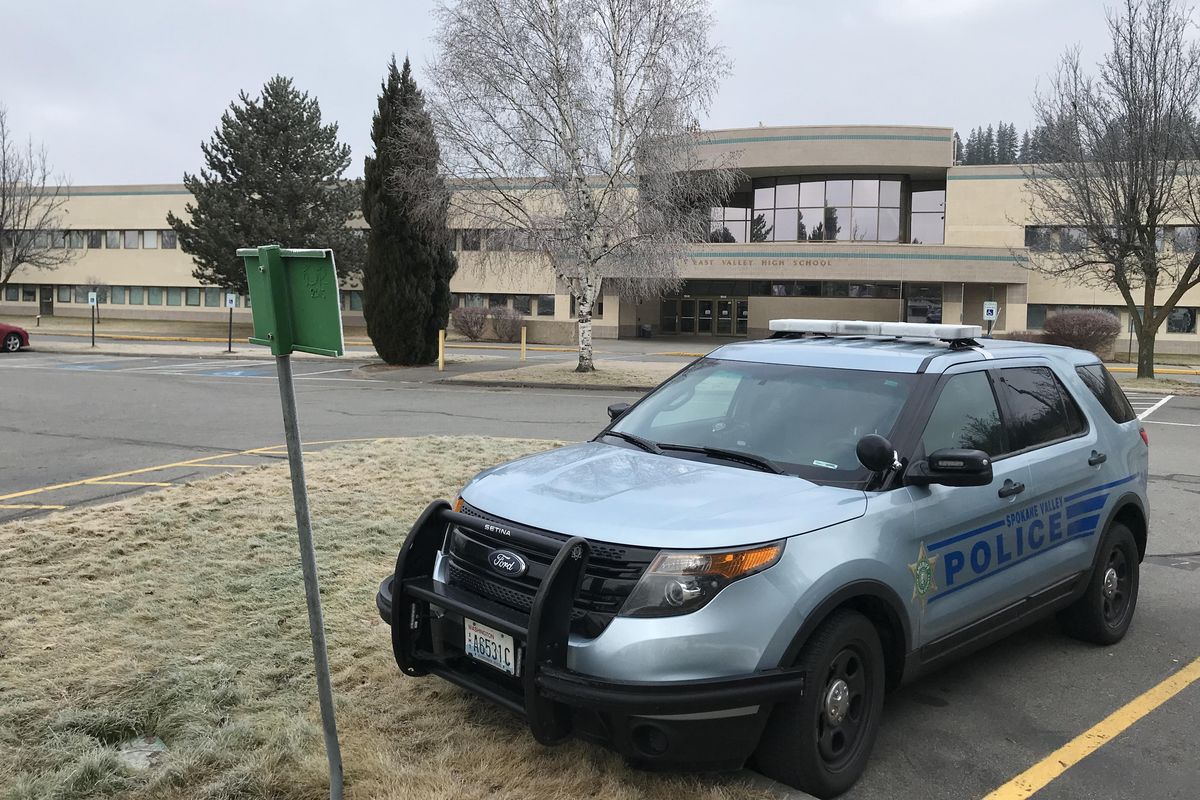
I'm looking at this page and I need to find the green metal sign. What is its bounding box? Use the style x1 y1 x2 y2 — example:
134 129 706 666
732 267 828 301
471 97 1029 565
238 245 345 357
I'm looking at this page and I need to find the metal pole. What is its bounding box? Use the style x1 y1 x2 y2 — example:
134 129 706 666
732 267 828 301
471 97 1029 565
91 306 95 347
228 306 234 354
274 354 344 800
438 329 445 372
520 326 527 361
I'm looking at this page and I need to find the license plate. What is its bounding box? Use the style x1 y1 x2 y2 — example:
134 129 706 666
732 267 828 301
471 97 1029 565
463 618 518 676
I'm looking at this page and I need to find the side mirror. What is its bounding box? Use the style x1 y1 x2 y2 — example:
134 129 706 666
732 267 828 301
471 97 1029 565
855 434 898 472
607 402 631 421
906 448 993 488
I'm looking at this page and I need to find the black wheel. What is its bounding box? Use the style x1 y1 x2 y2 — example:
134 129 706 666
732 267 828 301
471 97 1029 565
3 333 20 352
754 610 885 798
1058 522 1139 645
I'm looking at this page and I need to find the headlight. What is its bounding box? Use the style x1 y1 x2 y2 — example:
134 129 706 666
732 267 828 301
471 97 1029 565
620 541 784 618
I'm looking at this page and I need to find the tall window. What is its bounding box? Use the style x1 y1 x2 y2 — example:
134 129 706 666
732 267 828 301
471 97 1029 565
909 183 945 244
124 230 140 249
161 230 178 249
143 230 159 249
106 230 121 249
720 177 904 243
87 230 103 249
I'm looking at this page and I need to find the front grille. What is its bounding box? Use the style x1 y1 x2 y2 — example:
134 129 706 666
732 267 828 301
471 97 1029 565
445 503 656 638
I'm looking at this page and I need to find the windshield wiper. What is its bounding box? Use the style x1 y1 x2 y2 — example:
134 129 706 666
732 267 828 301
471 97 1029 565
657 443 788 475
597 430 662 454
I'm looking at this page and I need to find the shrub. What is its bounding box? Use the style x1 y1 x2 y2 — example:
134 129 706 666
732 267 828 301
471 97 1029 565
451 306 489 341
491 307 523 342
1042 309 1121 356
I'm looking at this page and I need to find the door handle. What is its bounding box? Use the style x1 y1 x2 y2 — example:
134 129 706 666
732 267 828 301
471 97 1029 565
1088 451 1108 466
998 479 1026 499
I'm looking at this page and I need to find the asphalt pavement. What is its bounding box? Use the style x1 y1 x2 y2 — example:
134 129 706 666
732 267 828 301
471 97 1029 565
1 350 1198 800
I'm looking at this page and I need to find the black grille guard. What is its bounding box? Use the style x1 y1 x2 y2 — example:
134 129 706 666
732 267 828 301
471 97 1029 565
383 500 806 745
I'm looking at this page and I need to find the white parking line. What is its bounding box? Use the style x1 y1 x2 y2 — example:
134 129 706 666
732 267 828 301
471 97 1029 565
1143 420 1200 427
1137 395 1174 421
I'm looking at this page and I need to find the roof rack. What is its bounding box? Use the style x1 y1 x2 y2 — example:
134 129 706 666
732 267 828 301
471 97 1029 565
768 319 983 348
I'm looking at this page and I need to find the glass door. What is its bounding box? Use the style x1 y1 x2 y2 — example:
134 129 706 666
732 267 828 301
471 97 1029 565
679 299 696 333
735 300 748 335
39 286 54 316
660 299 678 333
716 299 733 334
697 299 714 333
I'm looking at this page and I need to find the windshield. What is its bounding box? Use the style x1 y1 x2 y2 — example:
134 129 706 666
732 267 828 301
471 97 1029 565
609 358 916 483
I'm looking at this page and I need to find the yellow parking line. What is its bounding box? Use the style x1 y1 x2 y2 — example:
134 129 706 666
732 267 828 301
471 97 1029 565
0 503 67 510
983 655 1200 800
0 437 403 504
1108 365 1200 375
86 480 173 487
188 464 260 468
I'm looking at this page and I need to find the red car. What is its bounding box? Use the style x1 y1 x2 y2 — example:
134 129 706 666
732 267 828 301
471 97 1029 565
1 321 30 353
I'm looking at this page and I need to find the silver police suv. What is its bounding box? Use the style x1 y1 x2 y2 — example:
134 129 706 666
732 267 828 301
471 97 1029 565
376 319 1149 797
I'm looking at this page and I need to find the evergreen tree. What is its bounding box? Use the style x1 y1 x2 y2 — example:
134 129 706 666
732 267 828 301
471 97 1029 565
982 124 996 164
1019 130 1032 163
361 57 458 365
167 76 361 292
953 131 964 164
996 122 1018 164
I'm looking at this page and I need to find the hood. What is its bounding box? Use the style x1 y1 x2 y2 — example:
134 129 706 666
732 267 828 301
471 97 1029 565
460 441 866 548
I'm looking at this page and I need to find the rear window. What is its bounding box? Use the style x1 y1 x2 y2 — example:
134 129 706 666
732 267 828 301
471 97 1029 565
996 366 1087 452
1075 364 1137 423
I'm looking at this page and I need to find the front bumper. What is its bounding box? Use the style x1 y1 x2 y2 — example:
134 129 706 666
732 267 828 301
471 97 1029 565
376 501 806 769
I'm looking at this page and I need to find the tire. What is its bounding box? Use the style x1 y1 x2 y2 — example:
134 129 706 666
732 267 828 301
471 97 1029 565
754 610 885 798
1058 522 1139 645
3 333 20 353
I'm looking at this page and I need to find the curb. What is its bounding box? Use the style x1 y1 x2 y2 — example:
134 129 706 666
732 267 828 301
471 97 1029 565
437 378 654 392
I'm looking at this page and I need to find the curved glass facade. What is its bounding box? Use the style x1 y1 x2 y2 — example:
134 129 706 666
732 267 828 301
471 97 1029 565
707 175 944 244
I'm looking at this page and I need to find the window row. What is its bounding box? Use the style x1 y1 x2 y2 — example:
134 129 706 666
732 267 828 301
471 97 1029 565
451 292 559 316
453 229 543 252
1 284 250 307
749 177 903 211
1027 303 1197 333
1023 225 1200 253
3 229 180 250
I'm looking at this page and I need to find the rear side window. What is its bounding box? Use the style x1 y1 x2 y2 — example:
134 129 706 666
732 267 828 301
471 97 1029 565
1076 364 1137 423
996 367 1087 451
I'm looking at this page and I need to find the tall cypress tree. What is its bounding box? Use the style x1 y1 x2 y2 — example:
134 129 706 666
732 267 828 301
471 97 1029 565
362 57 457 365
168 76 362 292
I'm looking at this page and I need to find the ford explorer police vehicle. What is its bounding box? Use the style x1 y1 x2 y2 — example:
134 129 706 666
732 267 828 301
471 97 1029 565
376 319 1148 798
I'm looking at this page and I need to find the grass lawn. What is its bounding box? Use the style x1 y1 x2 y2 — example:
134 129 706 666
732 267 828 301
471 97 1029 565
0 437 774 800
446 359 685 389
1114 376 1200 396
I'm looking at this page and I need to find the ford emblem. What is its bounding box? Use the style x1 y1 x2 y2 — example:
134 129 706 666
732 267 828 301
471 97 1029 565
487 549 527 578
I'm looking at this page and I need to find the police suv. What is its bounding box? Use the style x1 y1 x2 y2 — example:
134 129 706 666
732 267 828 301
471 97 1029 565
376 320 1148 798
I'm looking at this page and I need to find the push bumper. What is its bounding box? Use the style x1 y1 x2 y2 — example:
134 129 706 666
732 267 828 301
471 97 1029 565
376 501 806 769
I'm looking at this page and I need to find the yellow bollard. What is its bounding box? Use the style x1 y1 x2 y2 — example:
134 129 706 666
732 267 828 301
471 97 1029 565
520 326 527 361
438 329 445 371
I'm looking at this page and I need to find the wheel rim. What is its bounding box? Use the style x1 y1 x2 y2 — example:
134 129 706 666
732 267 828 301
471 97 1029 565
4 335 18 351
1101 546 1132 626
816 644 873 770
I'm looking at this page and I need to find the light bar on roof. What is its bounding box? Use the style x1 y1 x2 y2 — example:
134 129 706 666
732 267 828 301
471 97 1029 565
769 319 983 340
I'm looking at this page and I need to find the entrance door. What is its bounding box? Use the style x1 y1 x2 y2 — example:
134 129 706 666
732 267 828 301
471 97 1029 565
660 299 679 333
735 300 748 335
697 300 714 333
39 286 53 316
716 299 733 335
679 299 696 333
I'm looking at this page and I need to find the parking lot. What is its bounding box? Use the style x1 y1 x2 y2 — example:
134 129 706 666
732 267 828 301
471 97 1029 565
1 351 1198 799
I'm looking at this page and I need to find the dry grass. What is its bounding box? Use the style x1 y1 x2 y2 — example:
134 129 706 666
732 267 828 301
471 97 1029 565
446 360 685 388
0 437 773 800
1113 376 1200 396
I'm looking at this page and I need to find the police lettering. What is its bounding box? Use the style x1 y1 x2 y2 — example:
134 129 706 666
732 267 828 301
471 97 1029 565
943 505 1065 587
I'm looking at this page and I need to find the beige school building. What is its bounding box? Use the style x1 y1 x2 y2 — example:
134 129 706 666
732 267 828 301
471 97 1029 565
4 124 1200 352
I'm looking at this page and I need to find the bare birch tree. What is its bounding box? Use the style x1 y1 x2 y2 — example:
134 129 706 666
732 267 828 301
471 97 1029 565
427 0 737 371
0 106 70 293
1023 0 1200 378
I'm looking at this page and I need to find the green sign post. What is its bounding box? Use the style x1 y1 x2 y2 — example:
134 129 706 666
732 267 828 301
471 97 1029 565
238 244 345 800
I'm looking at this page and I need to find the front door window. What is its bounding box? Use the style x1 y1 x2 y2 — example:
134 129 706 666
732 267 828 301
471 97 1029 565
716 300 733 334
697 300 714 333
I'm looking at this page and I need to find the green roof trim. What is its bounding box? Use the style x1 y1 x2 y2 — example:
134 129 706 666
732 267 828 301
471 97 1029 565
687 250 1028 263
703 133 952 146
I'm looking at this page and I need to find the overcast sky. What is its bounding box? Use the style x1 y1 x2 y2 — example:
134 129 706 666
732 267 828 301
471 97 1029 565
3 0 1117 186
